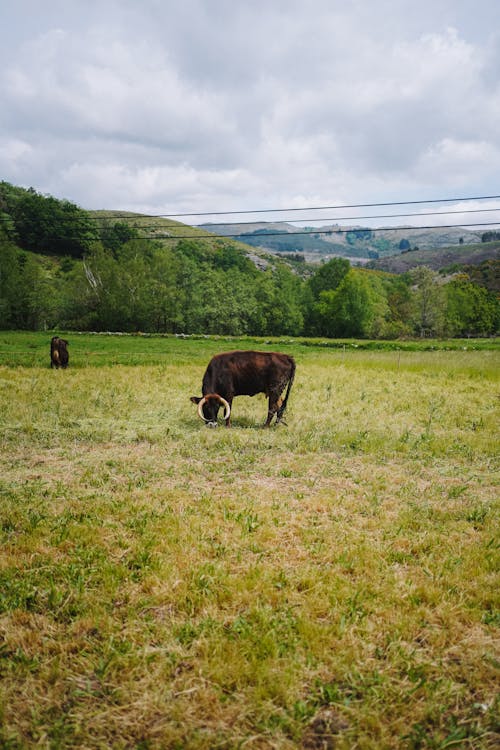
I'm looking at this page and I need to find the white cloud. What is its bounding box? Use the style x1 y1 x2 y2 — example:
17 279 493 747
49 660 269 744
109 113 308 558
0 138 32 163
0 1 499 220
417 138 500 186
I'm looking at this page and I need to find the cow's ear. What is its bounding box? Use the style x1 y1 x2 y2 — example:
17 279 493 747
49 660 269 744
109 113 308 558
190 396 202 404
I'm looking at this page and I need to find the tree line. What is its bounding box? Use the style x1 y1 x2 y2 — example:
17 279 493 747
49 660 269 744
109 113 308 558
0 182 498 338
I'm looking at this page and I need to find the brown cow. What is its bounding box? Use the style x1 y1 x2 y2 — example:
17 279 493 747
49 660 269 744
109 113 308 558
191 350 295 427
50 336 69 369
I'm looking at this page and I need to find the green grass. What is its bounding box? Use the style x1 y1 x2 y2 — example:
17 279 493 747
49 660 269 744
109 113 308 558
0 332 498 748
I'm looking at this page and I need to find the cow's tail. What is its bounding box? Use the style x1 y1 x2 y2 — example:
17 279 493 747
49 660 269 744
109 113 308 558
277 358 296 421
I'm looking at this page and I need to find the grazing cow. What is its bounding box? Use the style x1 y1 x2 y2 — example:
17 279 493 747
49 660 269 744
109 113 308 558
191 350 295 427
50 336 69 369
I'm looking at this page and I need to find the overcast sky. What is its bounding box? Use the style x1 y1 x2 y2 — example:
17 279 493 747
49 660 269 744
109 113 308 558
1 0 500 228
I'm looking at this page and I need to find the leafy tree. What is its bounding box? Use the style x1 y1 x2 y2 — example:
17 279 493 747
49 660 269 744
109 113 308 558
308 257 350 299
192 266 247 335
409 266 446 336
76 240 161 331
0 230 22 327
362 273 392 338
212 241 255 273
100 222 140 255
460 259 500 293
305 257 350 334
144 247 186 333
269 265 304 335
316 269 379 337
176 238 213 265
10 188 98 257
20 255 53 329
0 226 68 329
444 276 499 336
251 272 277 335
385 275 413 337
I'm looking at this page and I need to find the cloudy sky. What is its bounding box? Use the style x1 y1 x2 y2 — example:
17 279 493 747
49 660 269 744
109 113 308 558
1 0 500 228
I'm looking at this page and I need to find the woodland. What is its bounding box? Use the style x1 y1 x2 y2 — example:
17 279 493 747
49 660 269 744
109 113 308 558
0 181 498 338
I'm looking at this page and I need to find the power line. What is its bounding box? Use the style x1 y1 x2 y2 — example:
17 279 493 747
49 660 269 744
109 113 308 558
200 207 500 227
2 193 499 243
4 193 490 225
85 193 500 220
3 204 499 232
39 220 498 241
254 221 500 236
138 194 500 218
81 206 500 231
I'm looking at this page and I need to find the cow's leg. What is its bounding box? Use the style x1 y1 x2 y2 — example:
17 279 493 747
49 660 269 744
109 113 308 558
274 396 285 424
264 394 279 427
224 398 233 428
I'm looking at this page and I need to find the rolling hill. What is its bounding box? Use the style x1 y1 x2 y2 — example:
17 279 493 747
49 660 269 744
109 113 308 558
366 241 500 274
199 220 484 261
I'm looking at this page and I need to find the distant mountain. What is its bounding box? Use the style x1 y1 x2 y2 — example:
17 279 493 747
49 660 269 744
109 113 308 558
366 241 500 274
199 221 483 261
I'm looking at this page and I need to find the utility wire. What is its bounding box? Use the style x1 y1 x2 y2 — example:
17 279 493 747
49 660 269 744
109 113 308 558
36 220 500 242
4 194 491 224
81 206 500 231
142 221 500 240
84 194 500 220
198 207 500 227
3 205 499 230
167 194 500 218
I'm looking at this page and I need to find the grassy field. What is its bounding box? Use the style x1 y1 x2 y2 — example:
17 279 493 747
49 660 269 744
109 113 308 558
0 332 498 748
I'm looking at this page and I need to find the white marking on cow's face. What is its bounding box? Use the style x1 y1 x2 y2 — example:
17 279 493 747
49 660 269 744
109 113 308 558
206 421 218 428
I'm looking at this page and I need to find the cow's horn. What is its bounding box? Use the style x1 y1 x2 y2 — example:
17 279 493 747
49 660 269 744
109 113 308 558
197 396 209 421
197 395 231 422
218 396 231 420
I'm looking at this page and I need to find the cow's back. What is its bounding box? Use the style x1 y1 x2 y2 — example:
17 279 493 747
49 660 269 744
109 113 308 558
204 350 293 397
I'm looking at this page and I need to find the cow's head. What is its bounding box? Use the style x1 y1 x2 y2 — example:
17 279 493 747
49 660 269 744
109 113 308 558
190 394 231 427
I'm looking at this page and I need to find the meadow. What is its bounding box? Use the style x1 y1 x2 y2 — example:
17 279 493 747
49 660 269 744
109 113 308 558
0 332 498 749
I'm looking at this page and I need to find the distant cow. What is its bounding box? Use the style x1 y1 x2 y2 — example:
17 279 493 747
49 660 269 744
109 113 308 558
50 336 69 369
191 350 295 427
